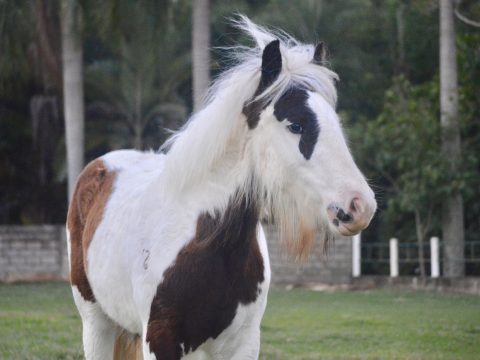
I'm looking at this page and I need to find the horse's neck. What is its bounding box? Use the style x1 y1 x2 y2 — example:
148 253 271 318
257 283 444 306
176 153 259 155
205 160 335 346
182 154 257 215
196 185 260 250
160 119 256 212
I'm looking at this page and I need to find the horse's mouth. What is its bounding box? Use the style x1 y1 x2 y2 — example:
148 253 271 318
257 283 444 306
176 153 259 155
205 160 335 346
334 222 358 236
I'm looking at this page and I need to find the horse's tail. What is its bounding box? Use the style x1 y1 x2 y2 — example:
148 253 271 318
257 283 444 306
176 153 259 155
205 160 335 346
113 329 143 360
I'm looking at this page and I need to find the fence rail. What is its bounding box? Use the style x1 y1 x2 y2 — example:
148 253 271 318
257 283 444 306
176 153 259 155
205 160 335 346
353 234 480 277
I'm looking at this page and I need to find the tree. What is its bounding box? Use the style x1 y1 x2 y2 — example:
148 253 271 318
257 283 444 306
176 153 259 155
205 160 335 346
353 77 444 277
31 0 64 222
84 0 190 151
0 0 67 223
61 0 85 201
439 0 465 277
192 0 210 110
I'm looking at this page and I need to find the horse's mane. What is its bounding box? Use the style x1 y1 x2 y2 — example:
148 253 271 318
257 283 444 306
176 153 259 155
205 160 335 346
159 15 339 194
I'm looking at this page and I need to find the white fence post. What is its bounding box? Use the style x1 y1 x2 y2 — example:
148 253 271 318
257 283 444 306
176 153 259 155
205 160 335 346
352 233 361 277
430 236 440 278
390 238 399 277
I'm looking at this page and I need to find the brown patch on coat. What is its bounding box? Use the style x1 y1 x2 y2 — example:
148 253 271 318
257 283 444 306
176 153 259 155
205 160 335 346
66 158 117 302
113 330 143 360
146 191 264 359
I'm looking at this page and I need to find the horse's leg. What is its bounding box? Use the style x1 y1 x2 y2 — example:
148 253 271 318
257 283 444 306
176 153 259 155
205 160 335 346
141 336 157 360
209 322 261 360
72 286 117 360
229 326 261 360
230 328 261 360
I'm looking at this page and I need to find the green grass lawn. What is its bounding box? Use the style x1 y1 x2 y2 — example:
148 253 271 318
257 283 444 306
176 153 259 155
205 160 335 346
0 283 479 359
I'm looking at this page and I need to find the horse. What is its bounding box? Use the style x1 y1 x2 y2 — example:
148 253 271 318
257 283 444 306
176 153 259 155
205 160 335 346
67 16 376 360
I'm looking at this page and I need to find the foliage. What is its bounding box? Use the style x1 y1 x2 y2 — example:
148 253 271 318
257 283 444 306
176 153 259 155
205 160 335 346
359 77 443 211
458 31 480 241
0 0 33 95
0 0 479 258
350 76 445 270
84 0 191 152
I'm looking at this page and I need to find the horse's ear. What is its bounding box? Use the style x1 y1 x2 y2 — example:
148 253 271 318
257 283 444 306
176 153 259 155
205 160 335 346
260 40 282 89
313 41 326 65
243 40 282 129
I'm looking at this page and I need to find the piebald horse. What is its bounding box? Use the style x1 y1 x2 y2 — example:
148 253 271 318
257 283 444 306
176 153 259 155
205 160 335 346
67 17 376 360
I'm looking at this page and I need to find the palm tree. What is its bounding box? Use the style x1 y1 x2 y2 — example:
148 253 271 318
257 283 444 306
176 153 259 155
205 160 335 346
192 0 210 110
61 0 85 201
85 0 190 151
439 0 465 277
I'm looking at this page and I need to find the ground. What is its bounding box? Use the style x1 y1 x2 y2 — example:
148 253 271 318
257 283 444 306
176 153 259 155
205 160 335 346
0 283 479 359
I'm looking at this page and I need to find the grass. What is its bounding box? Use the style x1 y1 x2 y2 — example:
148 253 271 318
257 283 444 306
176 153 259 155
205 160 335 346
0 283 82 360
0 283 479 359
260 288 480 359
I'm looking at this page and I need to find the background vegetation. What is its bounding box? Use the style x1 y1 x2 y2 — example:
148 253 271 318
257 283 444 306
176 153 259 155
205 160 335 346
1 0 479 273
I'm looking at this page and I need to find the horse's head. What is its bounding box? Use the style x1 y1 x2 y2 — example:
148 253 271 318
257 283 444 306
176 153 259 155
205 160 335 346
243 39 376 256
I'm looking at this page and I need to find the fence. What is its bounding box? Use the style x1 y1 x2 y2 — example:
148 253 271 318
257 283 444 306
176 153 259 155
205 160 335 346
3 225 479 284
353 233 480 277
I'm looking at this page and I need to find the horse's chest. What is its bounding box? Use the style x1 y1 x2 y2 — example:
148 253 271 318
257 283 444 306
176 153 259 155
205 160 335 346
146 209 266 358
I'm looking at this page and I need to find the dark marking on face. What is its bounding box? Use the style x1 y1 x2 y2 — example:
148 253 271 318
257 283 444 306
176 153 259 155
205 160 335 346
146 190 264 359
243 98 266 130
274 88 319 160
243 39 282 129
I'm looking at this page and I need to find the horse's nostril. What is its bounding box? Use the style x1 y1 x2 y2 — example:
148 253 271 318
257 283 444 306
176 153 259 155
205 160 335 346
349 199 357 213
349 197 365 214
329 194 375 235
336 208 353 223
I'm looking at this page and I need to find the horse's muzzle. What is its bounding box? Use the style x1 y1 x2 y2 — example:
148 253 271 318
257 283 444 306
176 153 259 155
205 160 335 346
327 193 376 236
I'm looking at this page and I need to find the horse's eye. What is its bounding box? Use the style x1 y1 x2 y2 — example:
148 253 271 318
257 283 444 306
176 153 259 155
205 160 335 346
287 123 304 135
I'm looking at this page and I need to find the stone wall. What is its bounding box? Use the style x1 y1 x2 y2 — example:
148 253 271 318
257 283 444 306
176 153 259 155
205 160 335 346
0 225 353 284
264 225 352 285
0 226 68 282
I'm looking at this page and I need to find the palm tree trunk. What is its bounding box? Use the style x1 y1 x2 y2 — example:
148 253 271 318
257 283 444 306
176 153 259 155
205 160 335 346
439 0 465 277
61 0 84 201
34 0 62 91
192 0 210 111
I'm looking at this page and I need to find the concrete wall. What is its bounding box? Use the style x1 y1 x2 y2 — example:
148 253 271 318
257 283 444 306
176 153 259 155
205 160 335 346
0 225 353 284
0 226 68 282
264 225 352 285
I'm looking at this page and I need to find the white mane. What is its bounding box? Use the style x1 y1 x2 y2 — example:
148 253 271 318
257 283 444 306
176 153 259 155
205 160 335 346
160 15 338 197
